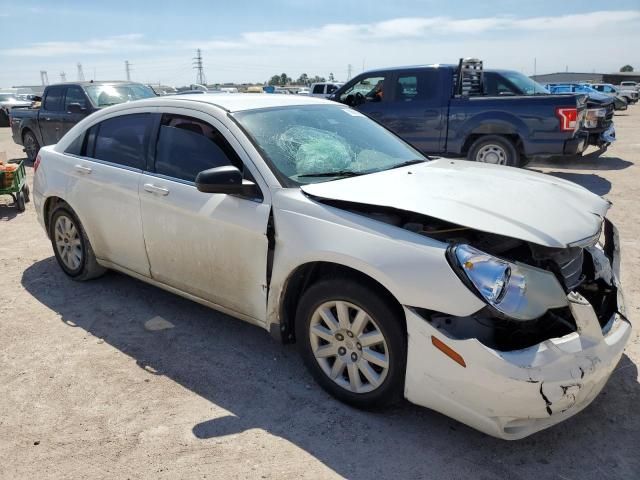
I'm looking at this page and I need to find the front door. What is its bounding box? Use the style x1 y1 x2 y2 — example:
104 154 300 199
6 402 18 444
139 111 270 322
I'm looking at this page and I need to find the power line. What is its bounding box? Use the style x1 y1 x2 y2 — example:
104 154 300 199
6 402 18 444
193 49 206 85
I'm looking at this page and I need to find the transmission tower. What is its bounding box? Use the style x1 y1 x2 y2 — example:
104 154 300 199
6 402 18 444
125 60 132 81
193 49 206 85
40 71 49 86
77 63 85 81
60 71 67 82
347 64 352 81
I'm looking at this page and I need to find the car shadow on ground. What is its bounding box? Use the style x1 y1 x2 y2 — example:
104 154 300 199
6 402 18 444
540 171 612 196
21 258 640 479
529 153 633 172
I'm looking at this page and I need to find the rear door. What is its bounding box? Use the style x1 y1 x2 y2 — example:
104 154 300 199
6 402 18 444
139 110 270 322
66 111 154 276
383 70 445 153
40 86 66 145
61 86 91 137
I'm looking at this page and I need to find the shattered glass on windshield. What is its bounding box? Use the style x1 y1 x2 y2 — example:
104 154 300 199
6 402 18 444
233 105 426 185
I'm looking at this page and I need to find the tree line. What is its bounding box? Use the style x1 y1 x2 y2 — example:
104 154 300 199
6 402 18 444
267 72 336 86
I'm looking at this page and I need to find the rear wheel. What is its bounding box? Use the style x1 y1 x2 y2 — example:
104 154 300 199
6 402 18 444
0 109 9 127
16 191 26 212
468 135 519 167
49 205 106 281
295 279 406 408
23 130 40 162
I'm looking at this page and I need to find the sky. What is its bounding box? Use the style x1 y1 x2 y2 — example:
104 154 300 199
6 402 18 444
1 0 639 87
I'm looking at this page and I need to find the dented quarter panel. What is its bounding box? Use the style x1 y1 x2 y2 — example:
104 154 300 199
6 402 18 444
266 188 486 331
301 159 610 248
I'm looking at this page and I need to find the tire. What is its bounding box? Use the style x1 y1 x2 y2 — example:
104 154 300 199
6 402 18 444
23 130 40 162
295 278 406 409
49 205 106 281
0 109 9 127
22 184 30 203
16 191 26 212
467 135 519 167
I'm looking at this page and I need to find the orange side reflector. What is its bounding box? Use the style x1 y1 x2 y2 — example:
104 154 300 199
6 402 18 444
431 336 466 368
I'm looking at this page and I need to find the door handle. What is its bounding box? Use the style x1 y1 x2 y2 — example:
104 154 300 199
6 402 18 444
74 165 92 174
144 183 170 196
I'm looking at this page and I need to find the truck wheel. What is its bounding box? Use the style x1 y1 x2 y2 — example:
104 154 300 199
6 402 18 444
468 135 519 167
23 131 40 162
0 109 9 127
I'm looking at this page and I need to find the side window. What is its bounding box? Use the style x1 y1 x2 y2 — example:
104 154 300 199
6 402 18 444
393 71 439 102
312 84 325 94
64 131 86 155
339 76 386 105
326 84 338 94
91 113 152 169
483 72 518 96
154 114 242 182
64 86 88 111
43 87 64 111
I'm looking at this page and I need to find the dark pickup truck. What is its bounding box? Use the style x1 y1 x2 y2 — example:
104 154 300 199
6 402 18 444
330 59 588 166
10 81 156 161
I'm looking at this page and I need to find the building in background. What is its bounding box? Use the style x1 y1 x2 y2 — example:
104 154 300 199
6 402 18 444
531 71 640 84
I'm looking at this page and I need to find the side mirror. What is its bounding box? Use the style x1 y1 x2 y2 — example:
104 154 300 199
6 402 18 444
67 103 86 114
195 165 259 197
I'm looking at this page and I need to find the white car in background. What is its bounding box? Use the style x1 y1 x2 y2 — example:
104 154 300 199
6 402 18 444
33 94 630 440
309 82 343 98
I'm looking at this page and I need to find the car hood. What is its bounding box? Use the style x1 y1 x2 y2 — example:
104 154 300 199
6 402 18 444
300 159 610 248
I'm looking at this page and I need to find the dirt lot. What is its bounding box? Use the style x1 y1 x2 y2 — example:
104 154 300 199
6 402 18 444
1 110 639 480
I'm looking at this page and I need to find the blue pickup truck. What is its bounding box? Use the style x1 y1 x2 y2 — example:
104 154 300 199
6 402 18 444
330 59 588 166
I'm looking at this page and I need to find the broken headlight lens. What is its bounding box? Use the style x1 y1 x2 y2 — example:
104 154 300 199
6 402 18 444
451 244 567 320
584 108 607 129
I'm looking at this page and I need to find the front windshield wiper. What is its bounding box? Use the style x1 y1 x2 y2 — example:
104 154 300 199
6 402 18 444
387 159 428 170
297 170 364 178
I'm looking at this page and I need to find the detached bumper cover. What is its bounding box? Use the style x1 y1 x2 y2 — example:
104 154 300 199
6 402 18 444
404 224 631 440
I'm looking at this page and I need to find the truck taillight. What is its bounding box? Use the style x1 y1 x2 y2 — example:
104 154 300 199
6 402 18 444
34 154 41 173
556 107 578 132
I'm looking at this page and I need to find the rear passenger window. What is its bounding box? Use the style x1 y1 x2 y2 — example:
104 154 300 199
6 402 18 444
91 113 152 169
154 114 241 182
43 87 64 111
312 84 325 94
394 72 439 102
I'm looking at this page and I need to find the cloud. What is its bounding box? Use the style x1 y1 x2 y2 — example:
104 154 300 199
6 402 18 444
1 34 153 57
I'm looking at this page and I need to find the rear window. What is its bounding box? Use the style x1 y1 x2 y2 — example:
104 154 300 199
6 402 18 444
90 113 153 169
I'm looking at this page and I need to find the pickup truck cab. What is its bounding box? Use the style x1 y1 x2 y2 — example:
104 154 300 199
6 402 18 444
330 60 588 166
10 81 156 161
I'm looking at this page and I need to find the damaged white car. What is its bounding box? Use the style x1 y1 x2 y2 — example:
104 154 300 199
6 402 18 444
33 95 631 439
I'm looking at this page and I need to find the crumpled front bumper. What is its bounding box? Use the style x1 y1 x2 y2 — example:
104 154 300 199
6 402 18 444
404 224 631 440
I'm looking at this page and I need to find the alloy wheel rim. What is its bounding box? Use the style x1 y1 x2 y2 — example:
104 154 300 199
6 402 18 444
309 300 389 394
54 215 83 271
476 144 507 165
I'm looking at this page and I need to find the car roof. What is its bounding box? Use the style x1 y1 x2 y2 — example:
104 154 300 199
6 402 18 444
109 93 337 113
47 81 146 87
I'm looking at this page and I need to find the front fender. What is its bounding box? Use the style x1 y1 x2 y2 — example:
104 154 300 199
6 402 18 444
266 190 485 331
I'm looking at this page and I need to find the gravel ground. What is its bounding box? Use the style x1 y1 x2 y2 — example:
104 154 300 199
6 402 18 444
1 110 639 480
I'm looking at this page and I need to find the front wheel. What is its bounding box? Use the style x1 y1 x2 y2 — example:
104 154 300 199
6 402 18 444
468 135 520 167
295 279 406 408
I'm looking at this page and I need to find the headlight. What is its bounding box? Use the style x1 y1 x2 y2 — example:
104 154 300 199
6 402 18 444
450 244 568 320
584 108 606 128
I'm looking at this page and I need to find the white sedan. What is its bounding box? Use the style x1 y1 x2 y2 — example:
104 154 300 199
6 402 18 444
33 94 631 439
